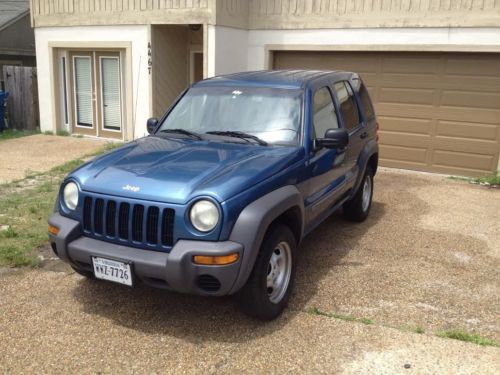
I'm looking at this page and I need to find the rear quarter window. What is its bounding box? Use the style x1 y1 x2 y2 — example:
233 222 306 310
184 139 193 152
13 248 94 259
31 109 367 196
358 83 375 121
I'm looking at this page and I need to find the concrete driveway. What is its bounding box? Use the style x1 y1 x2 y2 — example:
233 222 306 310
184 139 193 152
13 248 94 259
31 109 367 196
0 169 499 374
0 134 107 184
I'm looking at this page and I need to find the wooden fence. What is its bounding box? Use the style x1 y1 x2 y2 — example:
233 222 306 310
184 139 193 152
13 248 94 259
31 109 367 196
2 66 39 131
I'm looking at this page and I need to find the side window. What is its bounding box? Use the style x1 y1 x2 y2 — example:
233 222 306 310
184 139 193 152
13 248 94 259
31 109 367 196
334 81 360 131
358 83 375 121
313 87 338 138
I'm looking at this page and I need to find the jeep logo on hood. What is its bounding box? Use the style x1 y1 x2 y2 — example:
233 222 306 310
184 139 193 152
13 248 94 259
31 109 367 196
122 184 140 192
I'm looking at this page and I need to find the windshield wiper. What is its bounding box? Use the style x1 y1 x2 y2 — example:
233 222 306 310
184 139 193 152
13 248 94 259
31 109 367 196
206 131 268 146
160 128 202 140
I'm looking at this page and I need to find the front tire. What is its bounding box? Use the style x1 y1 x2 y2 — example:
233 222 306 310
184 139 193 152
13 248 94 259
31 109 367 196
343 166 374 222
237 224 297 320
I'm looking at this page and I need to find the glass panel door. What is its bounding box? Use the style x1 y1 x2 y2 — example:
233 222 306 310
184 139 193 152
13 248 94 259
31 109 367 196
96 52 123 139
70 52 96 136
68 51 123 139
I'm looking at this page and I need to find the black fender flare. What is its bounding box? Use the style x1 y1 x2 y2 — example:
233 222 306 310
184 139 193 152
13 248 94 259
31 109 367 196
228 185 304 294
353 140 379 194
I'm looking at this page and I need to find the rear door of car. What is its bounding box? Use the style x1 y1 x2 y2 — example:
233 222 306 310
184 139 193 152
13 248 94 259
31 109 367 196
331 79 366 183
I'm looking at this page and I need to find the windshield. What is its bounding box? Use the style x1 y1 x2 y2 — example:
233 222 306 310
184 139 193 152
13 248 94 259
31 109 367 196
157 87 302 146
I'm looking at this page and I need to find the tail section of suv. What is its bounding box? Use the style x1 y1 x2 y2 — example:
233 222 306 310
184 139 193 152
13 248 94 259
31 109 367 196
48 70 378 320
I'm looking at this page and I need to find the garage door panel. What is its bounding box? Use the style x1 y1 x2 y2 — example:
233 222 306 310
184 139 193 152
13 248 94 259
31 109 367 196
379 87 435 105
378 116 432 135
378 75 442 90
433 136 499 155
440 90 500 109
379 132 431 150
445 57 500 77
432 150 495 172
273 52 378 74
379 145 427 164
377 103 436 120
382 56 440 74
437 120 498 141
440 76 500 93
273 50 500 176
436 106 500 125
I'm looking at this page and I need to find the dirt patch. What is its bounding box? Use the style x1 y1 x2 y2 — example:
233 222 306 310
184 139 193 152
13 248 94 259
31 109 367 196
0 135 108 184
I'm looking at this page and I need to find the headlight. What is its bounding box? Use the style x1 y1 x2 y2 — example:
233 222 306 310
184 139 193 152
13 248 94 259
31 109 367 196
189 200 219 232
63 182 79 210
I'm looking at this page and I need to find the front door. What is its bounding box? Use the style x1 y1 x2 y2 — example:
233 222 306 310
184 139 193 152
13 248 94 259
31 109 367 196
69 51 123 139
304 86 349 230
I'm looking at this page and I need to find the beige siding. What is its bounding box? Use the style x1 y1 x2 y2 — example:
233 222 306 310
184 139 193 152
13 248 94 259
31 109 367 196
273 51 500 176
247 0 500 29
216 0 249 29
31 0 213 26
152 25 190 118
31 0 500 28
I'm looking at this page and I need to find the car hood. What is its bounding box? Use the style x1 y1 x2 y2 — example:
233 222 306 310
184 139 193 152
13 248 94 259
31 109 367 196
70 136 304 204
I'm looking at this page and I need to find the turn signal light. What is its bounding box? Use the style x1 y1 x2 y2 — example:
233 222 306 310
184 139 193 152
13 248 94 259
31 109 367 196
193 253 239 265
376 122 380 142
48 224 60 236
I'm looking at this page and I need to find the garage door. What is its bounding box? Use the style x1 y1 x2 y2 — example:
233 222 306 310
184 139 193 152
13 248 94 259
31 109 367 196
273 51 500 176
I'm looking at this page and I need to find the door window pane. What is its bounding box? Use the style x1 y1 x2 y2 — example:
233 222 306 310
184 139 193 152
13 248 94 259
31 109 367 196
313 87 338 138
74 56 93 127
100 57 121 131
334 81 360 131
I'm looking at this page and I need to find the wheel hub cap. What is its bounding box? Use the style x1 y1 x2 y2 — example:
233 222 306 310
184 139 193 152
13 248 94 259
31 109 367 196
362 175 372 212
266 241 292 304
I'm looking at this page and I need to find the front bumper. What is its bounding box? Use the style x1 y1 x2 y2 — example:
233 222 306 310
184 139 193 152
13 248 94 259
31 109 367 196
48 213 243 296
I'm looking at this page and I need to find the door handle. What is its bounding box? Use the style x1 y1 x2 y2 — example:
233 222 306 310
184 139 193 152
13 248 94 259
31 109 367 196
360 132 368 139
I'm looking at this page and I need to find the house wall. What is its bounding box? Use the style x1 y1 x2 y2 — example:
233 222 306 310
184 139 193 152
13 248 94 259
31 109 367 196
212 26 248 75
247 0 500 29
31 0 214 27
31 0 500 29
34 25 150 139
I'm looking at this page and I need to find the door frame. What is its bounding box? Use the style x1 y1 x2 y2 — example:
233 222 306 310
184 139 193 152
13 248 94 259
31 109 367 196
49 42 132 141
189 46 203 84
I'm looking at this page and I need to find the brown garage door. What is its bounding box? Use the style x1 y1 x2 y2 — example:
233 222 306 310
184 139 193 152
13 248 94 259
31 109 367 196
273 51 500 176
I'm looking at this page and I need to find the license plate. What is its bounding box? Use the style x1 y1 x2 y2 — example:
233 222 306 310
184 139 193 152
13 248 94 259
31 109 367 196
92 257 133 286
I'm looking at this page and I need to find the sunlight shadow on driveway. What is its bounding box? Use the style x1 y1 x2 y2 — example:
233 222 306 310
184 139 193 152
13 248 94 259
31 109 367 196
72 201 386 344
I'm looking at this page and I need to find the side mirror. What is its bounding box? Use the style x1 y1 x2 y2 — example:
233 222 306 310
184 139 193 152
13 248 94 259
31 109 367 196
315 128 349 150
147 118 158 134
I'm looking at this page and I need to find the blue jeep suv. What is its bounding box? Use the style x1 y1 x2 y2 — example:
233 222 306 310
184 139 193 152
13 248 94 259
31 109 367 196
49 70 379 320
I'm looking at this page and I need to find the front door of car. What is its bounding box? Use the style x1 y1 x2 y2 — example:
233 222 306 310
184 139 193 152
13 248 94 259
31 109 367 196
304 86 350 230
332 81 365 182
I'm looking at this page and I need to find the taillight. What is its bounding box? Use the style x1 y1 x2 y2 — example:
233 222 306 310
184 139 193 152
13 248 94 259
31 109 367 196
376 122 380 142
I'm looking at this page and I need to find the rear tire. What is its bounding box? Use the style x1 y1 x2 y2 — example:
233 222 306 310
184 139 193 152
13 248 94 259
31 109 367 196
237 224 297 320
343 166 374 222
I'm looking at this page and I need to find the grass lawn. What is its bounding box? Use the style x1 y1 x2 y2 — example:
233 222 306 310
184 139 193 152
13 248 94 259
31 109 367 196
0 142 122 267
0 129 37 141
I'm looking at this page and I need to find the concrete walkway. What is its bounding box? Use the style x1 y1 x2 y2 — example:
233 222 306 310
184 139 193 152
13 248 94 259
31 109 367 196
0 135 108 184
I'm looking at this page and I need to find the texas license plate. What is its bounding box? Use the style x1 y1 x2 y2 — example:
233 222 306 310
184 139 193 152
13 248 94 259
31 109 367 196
92 257 133 286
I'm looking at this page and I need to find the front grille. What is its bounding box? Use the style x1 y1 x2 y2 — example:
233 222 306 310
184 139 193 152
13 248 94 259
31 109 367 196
82 195 175 250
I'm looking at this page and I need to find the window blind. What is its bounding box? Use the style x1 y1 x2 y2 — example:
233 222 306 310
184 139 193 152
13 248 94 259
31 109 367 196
101 57 121 131
74 57 93 127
